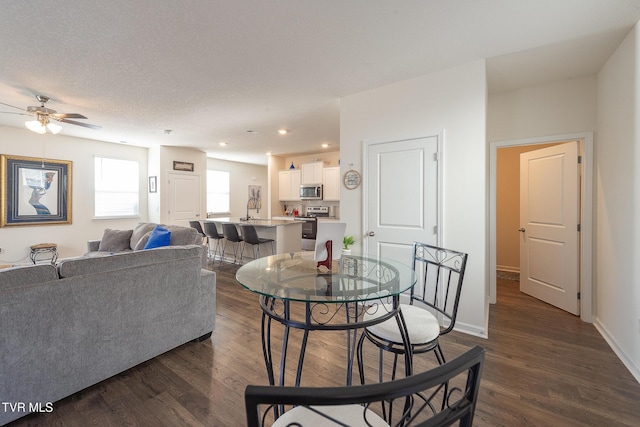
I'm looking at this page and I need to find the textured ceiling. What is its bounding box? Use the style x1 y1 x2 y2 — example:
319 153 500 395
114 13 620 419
0 0 639 164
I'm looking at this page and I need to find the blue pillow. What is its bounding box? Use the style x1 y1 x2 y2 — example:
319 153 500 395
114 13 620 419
143 225 171 249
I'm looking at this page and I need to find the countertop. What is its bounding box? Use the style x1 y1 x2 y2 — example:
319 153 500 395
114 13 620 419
205 217 301 227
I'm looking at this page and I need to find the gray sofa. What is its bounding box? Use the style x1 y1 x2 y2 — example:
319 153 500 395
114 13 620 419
0 245 216 425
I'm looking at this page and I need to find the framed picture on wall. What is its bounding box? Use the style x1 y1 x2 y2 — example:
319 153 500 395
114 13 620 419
149 176 157 193
0 154 72 227
173 161 194 172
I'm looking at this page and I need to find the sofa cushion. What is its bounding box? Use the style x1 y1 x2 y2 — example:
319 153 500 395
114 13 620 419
129 222 157 250
98 229 133 252
144 225 171 249
0 264 58 291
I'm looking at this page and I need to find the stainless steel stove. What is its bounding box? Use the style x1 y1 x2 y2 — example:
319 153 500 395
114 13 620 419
295 206 329 250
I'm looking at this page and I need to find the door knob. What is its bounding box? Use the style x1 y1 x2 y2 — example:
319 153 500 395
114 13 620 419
367 231 375 237
518 228 526 232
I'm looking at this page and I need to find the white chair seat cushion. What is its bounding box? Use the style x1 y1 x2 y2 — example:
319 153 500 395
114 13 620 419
273 404 389 427
363 303 440 345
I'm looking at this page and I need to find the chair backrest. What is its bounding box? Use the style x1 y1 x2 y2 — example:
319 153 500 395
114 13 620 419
245 345 485 427
202 221 222 239
222 223 242 242
188 220 205 236
410 242 468 335
240 224 260 245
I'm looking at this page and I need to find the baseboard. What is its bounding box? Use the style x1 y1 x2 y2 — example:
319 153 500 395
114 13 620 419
593 317 640 384
453 321 488 339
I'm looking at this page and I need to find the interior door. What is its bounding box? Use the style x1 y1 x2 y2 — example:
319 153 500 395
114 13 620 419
168 172 201 226
365 136 439 263
520 141 580 315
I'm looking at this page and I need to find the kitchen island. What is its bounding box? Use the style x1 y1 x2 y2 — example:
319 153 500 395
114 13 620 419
205 217 302 257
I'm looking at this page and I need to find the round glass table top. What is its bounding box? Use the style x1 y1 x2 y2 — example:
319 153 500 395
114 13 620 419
236 251 416 303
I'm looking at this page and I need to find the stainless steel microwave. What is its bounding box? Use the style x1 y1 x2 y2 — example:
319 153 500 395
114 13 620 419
300 184 323 200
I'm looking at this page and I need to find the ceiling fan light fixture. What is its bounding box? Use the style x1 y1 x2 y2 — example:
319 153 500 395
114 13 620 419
25 119 46 134
47 122 62 134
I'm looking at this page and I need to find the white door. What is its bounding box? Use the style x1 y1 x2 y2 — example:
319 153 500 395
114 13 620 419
168 172 201 226
520 142 580 315
365 136 439 263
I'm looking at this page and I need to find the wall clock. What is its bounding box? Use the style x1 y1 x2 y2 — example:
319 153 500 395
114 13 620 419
343 169 361 189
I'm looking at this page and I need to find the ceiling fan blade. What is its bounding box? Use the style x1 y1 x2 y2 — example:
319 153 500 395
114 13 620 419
51 113 88 119
0 111 30 116
0 101 27 112
59 118 102 130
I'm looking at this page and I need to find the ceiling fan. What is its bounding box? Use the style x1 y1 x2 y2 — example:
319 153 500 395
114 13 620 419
0 94 101 134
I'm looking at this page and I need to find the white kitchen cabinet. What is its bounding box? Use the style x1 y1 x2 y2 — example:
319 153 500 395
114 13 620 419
278 170 301 201
322 166 340 201
301 161 324 184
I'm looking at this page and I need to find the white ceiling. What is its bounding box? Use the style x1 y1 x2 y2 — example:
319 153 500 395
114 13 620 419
1 0 639 165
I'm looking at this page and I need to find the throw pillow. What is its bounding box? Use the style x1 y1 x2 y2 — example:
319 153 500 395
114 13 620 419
98 229 133 252
133 231 152 251
143 225 172 250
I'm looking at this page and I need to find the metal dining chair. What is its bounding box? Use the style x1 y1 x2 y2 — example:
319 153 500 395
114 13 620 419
239 224 274 262
221 223 243 265
357 242 469 383
202 221 224 263
245 345 485 427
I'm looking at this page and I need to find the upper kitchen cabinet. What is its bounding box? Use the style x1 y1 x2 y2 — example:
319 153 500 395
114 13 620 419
322 166 340 201
301 161 324 184
279 169 301 201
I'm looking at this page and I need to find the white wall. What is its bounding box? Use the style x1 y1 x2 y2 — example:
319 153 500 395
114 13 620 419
206 157 268 218
340 60 488 337
596 22 640 380
488 75 597 141
0 126 148 262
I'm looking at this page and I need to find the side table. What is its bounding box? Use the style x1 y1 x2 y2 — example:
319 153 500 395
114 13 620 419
29 243 58 265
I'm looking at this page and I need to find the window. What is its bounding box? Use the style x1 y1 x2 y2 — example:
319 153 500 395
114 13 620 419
207 170 230 213
94 157 139 218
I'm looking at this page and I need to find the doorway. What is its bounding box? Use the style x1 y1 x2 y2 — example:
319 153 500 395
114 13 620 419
489 132 593 322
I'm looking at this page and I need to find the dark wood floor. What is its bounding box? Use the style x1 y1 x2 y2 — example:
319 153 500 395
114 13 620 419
9 262 640 426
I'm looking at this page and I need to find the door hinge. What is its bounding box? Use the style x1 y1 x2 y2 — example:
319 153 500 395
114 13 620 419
578 155 582 164
577 224 581 232
433 152 438 162
433 225 438 234
577 292 581 300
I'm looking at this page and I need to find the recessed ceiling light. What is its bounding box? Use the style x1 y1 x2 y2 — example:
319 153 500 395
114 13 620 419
278 129 288 135
219 142 228 146
321 143 329 148
246 129 259 134
163 129 172 134
266 152 272 156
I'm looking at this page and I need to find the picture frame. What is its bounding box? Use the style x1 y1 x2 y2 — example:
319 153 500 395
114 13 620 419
149 176 157 193
248 185 262 209
1 155 72 227
173 161 194 172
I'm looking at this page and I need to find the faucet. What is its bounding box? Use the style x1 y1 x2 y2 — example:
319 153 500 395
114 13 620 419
241 197 260 221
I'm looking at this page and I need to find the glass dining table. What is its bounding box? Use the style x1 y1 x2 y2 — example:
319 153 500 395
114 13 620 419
235 251 417 387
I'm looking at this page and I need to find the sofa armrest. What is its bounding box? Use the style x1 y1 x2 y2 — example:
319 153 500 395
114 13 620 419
87 240 101 252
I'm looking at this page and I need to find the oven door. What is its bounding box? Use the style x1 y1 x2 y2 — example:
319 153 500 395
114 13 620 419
295 217 317 250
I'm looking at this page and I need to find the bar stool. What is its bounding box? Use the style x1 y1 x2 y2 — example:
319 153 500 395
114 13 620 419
30 243 58 265
188 220 207 246
239 224 274 263
203 221 224 263
221 223 243 265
